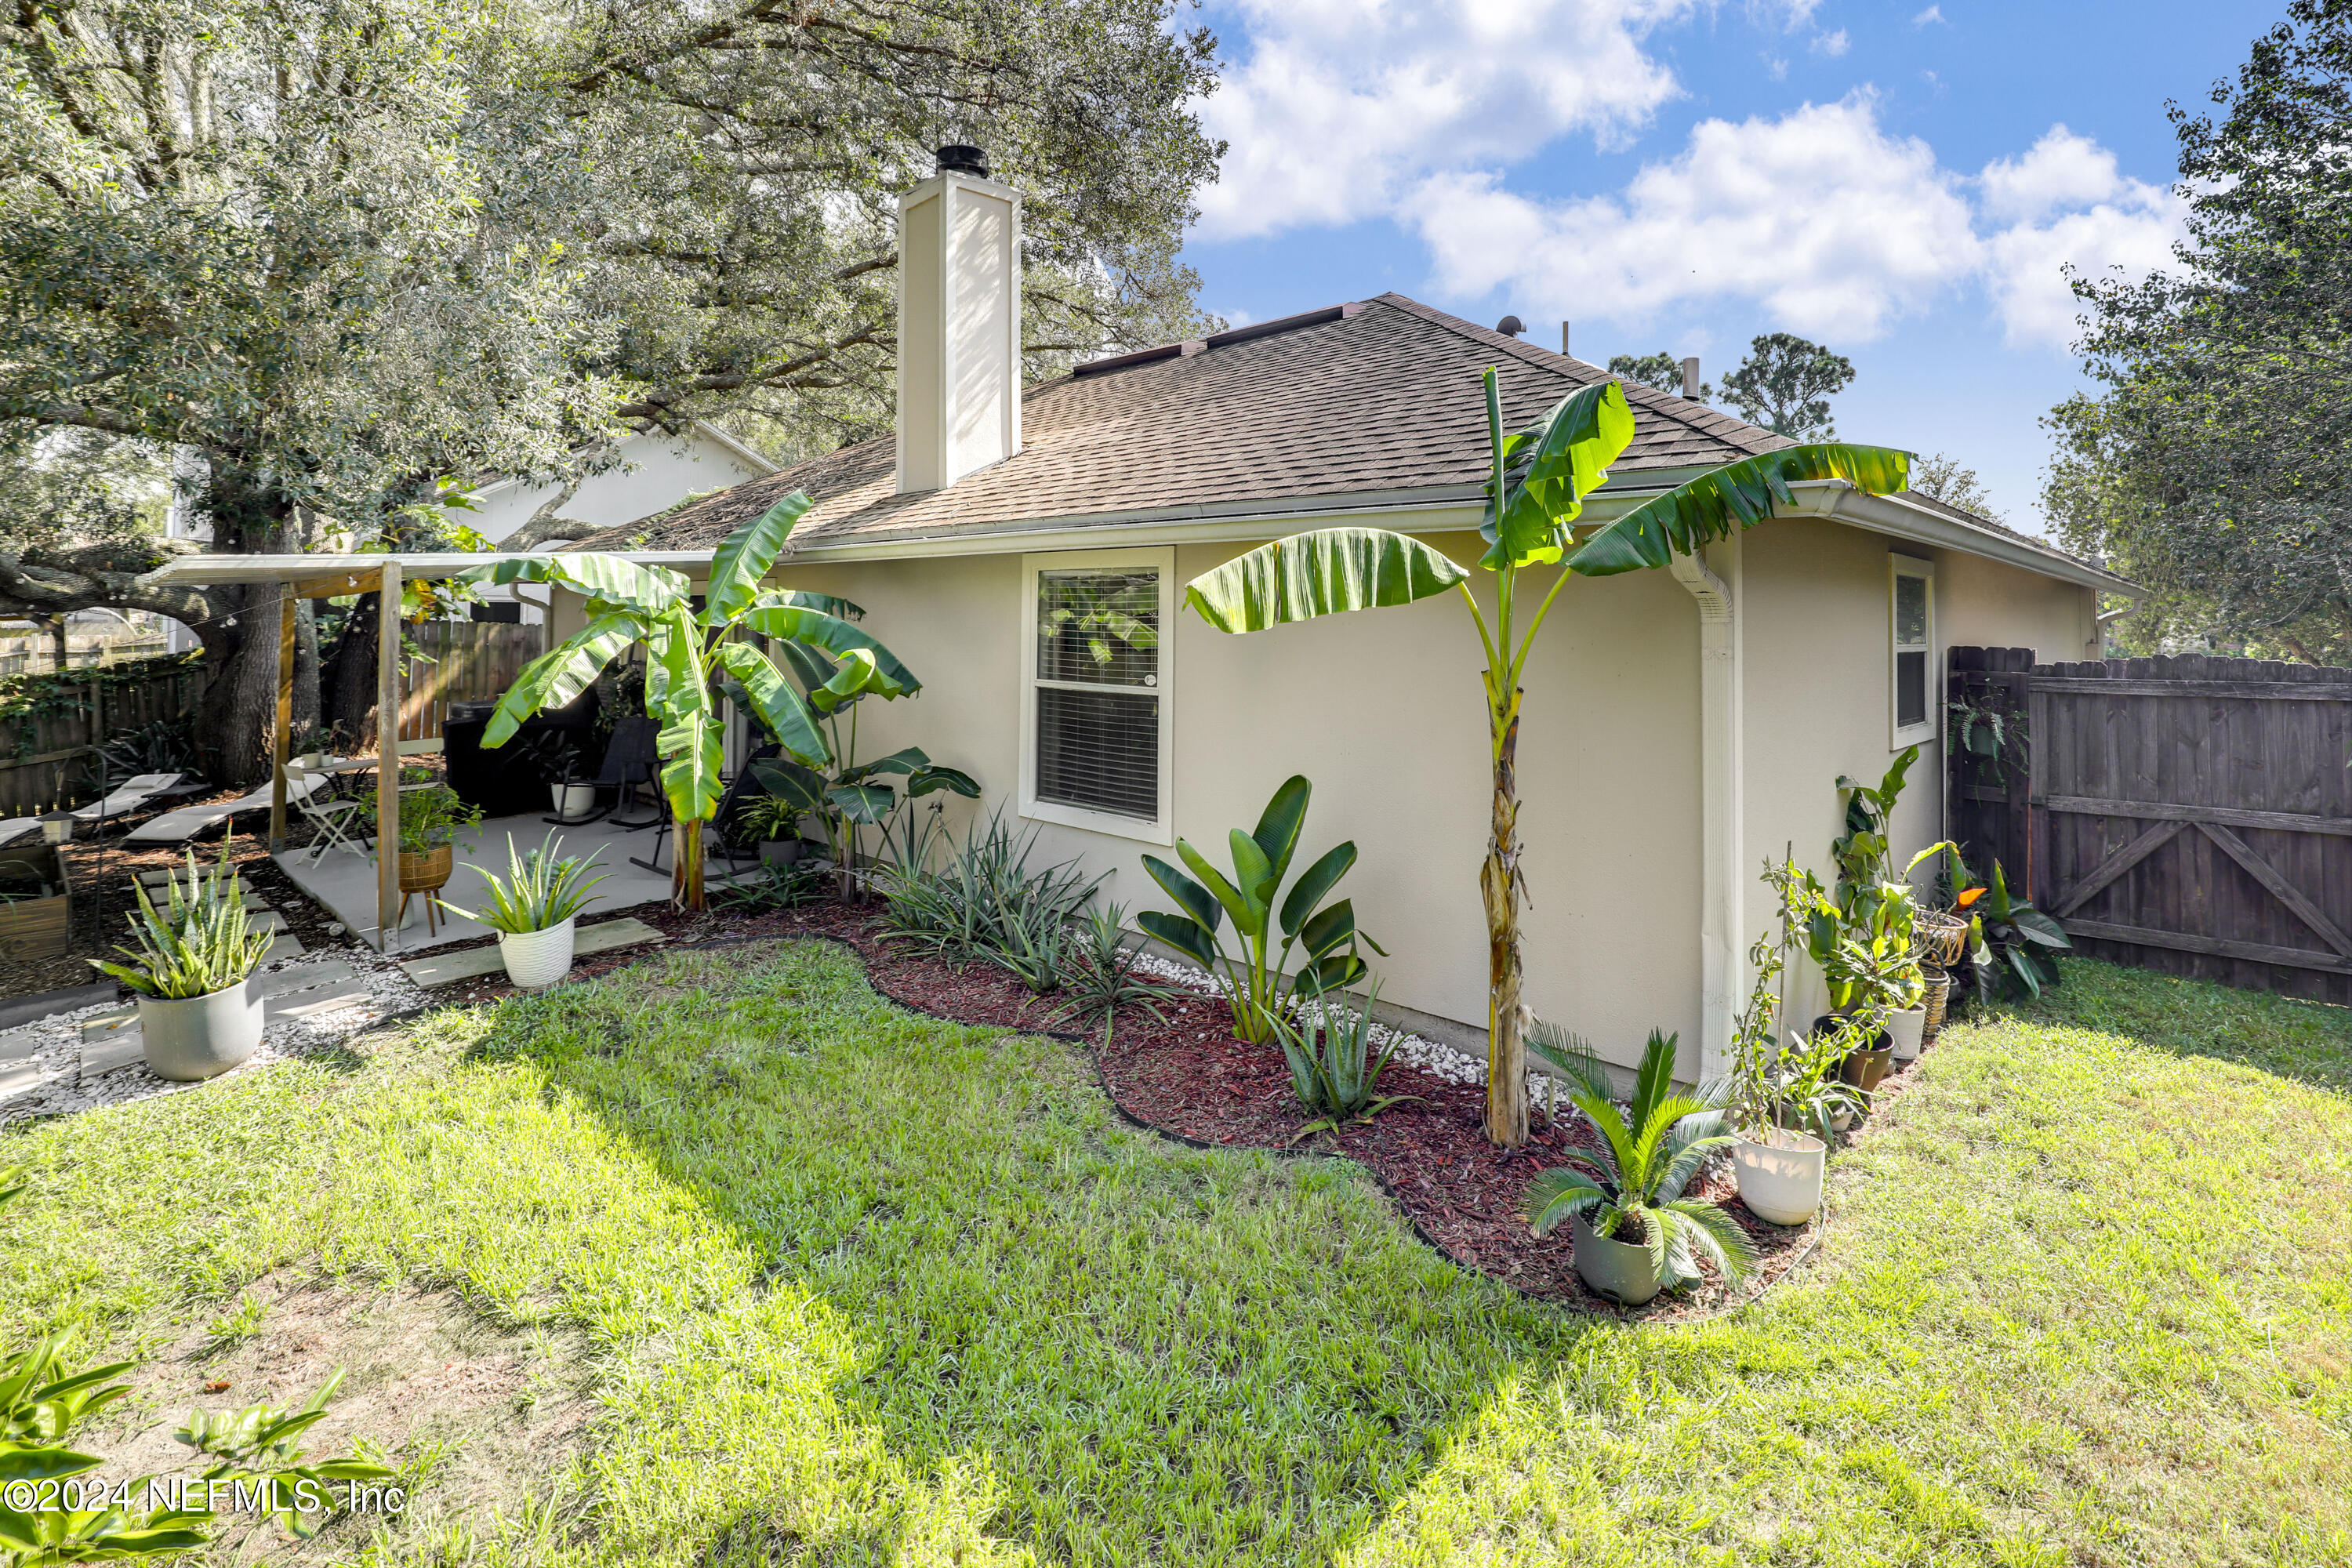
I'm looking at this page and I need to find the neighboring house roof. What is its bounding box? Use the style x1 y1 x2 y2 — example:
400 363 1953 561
585 292 2125 593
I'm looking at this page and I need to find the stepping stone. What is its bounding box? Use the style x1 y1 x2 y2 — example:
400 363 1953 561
81 1032 146 1083
267 977 372 1022
398 918 667 988
136 869 246 891
0 1030 42 1063
262 931 305 962
258 961 356 998
0 982 121 1032
0 1056 43 1105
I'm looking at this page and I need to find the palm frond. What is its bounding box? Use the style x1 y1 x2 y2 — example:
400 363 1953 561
1661 1200 1759 1284
1524 1169 1608 1237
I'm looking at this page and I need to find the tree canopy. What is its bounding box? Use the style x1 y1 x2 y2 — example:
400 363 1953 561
0 0 1226 776
1718 333 1853 441
2045 0 2352 662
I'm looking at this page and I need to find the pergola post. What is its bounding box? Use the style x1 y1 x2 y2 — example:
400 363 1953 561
267 586 296 851
376 560 402 949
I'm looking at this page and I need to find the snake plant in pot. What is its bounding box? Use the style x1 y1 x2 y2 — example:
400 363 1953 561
441 832 611 989
91 845 277 1081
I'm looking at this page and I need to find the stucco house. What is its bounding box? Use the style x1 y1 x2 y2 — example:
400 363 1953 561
563 154 2134 1082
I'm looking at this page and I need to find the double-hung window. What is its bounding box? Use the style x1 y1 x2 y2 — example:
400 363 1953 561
1889 554 1935 748
1021 548 1174 843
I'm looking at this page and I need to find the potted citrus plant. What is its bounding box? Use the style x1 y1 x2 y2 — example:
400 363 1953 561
1725 857 1862 1225
397 775 481 926
441 831 610 989
91 846 276 1081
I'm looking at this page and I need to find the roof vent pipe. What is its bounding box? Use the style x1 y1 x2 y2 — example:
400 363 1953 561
935 143 989 177
1495 314 1526 337
1560 321 1570 357
1681 356 1702 399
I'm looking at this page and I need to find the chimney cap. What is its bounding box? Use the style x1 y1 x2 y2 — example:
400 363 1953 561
1495 314 1526 337
935 143 989 177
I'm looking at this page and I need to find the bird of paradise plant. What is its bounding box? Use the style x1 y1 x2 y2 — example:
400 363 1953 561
1182 370 1910 1145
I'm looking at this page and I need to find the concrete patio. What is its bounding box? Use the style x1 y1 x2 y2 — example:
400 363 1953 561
274 811 687 952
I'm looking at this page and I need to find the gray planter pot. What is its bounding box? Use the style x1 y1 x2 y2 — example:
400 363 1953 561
1571 1208 1662 1307
137 980 264 1082
757 839 808 867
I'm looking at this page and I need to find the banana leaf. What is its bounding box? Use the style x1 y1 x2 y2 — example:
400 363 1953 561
1566 444 1913 576
1182 528 1468 633
1483 378 1637 569
704 492 813 626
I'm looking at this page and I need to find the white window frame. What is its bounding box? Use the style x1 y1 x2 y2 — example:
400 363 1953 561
1889 553 1936 750
1018 546 1175 845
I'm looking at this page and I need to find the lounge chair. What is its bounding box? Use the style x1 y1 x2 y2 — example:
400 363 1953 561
0 818 39 848
125 771 325 844
71 772 183 821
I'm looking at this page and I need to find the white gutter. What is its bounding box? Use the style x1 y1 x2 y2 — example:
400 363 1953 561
1787 481 2141 599
1669 539 1742 1084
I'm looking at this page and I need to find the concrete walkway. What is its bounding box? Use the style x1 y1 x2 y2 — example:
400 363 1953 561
274 811 681 953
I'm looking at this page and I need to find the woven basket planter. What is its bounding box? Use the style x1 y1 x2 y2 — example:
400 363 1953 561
1915 910 1970 967
1920 964 1949 1043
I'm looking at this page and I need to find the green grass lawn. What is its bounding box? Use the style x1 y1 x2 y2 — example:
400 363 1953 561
3 943 2347 1566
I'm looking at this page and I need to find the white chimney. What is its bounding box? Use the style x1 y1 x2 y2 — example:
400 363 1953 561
896 145 1023 494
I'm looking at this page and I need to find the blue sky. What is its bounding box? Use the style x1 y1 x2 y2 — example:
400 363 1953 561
1178 0 2288 531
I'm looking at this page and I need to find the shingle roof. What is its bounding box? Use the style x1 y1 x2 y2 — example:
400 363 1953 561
586 292 1798 554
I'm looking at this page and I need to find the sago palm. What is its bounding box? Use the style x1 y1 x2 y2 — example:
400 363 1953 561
1523 1026 1757 1293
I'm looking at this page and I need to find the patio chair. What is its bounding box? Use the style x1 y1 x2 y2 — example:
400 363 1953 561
636 743 779 877
127 771 325 844
550 717 664 831
285 761 374 863
71 772 182 822
0 818 38 849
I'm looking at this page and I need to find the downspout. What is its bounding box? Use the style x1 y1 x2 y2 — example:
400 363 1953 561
1671 538 1741 1083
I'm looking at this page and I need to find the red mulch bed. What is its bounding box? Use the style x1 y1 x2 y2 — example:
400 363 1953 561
439 898 1829 1321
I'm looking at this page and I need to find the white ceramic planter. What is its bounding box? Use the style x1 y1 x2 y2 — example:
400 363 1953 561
1730 1131 1828 1225
1570 1208 1662 1306
498 917 577 990
550 783 597 818
138 980 264 1082
1886 1006 1927 1061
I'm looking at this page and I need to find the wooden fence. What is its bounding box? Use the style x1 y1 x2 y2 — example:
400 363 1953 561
0 664 206 815
396 621 545 744
1948 647 2352 1004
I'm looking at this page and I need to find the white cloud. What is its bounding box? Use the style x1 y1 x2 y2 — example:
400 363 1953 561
1911 4 1944 24
1399 100 2183 349
1412 96 1981 339
1193 0 1702 241
1977 128 2184 346
1812 27 1850 55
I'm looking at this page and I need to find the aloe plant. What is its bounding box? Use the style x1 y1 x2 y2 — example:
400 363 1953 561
1269 982 1417 1138
1523 1027 1757 1293
1181 371 1911 1145
89 847 274 999
440 832 610 934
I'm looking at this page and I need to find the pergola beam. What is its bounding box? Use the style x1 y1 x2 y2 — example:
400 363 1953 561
268 587 296 849
376 559 401 947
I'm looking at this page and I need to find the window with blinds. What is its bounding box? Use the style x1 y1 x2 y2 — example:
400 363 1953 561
1890 555 1934 746
1033 567 1162 821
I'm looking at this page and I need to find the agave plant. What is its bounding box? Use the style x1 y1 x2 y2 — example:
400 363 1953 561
89 847 275 1000
1269 981 1417 1139
1181 370 1911 1146
439 832 611 935
1523 1026 1757 1293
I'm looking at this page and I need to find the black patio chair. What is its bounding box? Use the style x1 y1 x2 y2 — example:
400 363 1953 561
633 742 781 878
549 716 664 830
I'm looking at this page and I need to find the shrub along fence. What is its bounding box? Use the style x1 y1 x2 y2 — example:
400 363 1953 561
0 656 207 815
1948 646 2352 1004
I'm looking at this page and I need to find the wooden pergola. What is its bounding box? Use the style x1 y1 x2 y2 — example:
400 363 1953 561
143 550 701 947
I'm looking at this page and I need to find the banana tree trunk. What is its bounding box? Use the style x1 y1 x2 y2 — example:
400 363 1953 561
1483 700 1530 1147
674 817 706 910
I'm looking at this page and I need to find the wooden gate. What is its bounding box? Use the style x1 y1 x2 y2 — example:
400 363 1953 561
1949 648 2352 1004
397 622 544 744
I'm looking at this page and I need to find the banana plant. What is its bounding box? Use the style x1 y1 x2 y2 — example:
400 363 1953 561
465 491 922 909
1136 774 1380 1044
1182 370 1910 1146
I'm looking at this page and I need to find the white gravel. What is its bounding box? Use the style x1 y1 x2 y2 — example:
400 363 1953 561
0 946 430 1127
1126 950 1541 1094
